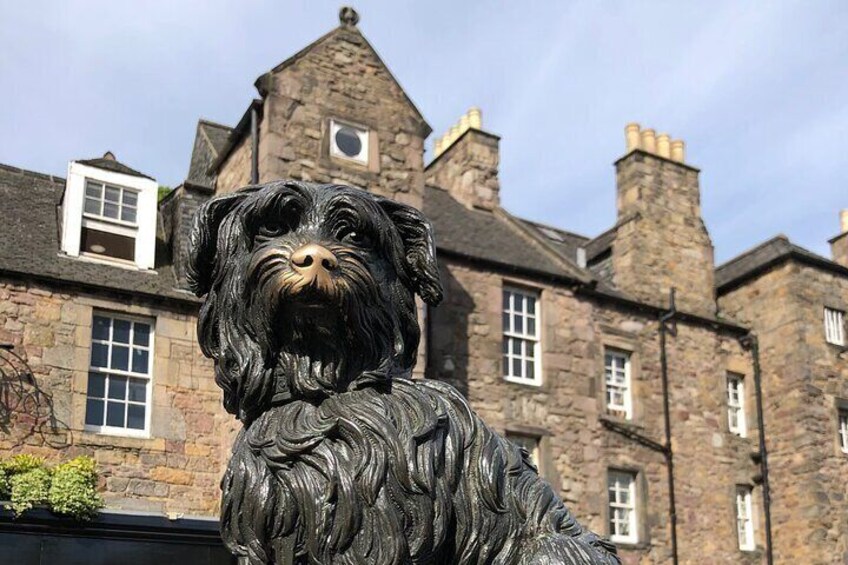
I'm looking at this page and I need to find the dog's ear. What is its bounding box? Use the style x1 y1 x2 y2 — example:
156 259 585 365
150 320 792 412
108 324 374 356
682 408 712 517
376 198 443 306
187 190 252 296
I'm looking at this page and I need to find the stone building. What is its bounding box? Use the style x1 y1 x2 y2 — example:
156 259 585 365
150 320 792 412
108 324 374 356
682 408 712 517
1 7 846 564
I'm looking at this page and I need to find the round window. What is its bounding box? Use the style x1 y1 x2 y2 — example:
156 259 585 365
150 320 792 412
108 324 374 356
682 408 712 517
335 126 362 158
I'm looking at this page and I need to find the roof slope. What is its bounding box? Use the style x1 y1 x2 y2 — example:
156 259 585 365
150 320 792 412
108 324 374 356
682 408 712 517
187 120 232 188
77 156 153 181
716 235 848 292
0 164 195 303
423 186 591 282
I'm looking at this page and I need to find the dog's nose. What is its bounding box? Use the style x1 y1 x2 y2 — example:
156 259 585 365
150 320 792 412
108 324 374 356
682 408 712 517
291 244 339 272
290 244 339 293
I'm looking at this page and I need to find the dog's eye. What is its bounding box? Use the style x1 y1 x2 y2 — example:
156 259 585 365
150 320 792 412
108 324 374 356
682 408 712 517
339 229 373 248
257 223 289 239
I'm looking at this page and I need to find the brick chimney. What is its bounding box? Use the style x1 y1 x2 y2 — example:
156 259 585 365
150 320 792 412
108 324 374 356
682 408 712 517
611 123 716 316
425 108 500 211
829 210 848 267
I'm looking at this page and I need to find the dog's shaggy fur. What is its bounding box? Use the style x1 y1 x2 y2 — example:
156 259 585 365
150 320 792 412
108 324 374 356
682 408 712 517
188 181 619 564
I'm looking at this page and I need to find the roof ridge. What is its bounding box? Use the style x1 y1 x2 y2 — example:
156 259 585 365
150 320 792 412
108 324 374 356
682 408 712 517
197 118 233 131
715 234 791 271
0 162 65 184
518 217 590 241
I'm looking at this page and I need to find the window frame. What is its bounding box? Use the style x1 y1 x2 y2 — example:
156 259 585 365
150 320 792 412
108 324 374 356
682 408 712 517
83 178 140 228
839 410 848 455
502 286 542 386
608 469 638 545
824 307 845 346
84 312 154 438
727 372 747 438
735 485 756 552
604 348 633 419
329 118 370 165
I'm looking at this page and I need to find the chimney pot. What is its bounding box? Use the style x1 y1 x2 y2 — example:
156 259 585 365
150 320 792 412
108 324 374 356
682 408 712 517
657 134 671 158
671 140 685 162
640 129 656 154
468 107 482 129
841 209 848 234
625 123 641 152
103 151 116 161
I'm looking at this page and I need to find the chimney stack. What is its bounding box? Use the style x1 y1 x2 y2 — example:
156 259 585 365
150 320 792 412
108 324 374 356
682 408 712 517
613 122 715 316
829 209 848 267
426 108 500 211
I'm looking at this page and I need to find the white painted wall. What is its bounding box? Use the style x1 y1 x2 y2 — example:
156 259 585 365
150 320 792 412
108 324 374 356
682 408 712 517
61 161 158 270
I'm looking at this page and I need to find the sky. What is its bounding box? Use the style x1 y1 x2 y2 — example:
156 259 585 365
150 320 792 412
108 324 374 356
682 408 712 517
1 1 846 263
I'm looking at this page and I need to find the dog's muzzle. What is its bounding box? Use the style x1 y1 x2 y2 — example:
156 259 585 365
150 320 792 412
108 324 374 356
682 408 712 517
289 243 339 294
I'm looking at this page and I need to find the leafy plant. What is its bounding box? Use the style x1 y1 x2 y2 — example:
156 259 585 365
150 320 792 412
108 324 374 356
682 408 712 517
48 456 102 520
9 466 51 516
1 454 102 520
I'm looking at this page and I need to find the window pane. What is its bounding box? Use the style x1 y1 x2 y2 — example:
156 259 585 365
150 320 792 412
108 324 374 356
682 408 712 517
85 399 104 426
111 346 129 371
87 372 106 398
92 316 111 340
502 291 510 310
132 349 149 374
512 357 522 377
85 182 102 198
527 317 536 336
527 296 535 315
106 401 126 427
113 319 131 343
128 378 147 402
122 191 138 206
526 360 534 378
108 375 127 400
103 202 119 219
127 404 145 430
84 197 101 214
121 207 137 223
513 314 523 333
502 312 510 333
105 186 121 202
133 323 150 346
502 356 509 377
90 343 108 367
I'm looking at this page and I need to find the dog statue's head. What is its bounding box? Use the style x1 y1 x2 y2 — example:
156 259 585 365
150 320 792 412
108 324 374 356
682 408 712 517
186 181 443 422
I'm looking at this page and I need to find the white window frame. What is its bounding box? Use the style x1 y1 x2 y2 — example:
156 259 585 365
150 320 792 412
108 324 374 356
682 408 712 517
506 432 541 469
824 307 845 346
839 410 848 454
736 486 755 551
608 470 638 544
727 373 747 437
502 286 542 386
84 312 154 438
83 178 140 227
329 119 370 165
604 349 632 419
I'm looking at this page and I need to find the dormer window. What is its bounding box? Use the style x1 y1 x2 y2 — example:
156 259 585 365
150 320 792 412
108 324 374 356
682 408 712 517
61 153 157 269
330 119 369 165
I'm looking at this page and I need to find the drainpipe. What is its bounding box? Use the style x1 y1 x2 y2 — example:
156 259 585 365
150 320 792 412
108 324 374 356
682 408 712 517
740 334 773 565
250 103 259 185
659 289 679 565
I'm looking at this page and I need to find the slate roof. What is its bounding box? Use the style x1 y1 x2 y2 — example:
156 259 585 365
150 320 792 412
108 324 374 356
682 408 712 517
186 120 232 189
517 219 589 264
422 185 590 283
716 235 848 293
0 163 197 304
77 156 154 181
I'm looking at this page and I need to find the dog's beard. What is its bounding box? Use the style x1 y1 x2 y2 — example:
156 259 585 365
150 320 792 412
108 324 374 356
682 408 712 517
248 244 403 400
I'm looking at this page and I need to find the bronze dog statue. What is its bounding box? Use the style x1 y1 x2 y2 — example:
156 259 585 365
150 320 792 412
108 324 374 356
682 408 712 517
187 180 619 564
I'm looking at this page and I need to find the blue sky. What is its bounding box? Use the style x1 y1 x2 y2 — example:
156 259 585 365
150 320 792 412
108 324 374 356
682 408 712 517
1 1 846 262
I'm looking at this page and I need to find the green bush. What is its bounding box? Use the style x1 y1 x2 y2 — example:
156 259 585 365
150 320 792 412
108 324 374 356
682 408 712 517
1 455 102 520
9 467 51 516
48 457 102 520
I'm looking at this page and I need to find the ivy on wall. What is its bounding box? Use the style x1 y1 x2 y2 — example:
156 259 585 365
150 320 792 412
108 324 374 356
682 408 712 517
0 454 103 520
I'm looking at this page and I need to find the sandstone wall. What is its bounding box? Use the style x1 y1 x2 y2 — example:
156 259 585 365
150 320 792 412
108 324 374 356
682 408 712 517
720 263 848 563
428 257 761 564
0 278 236 517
